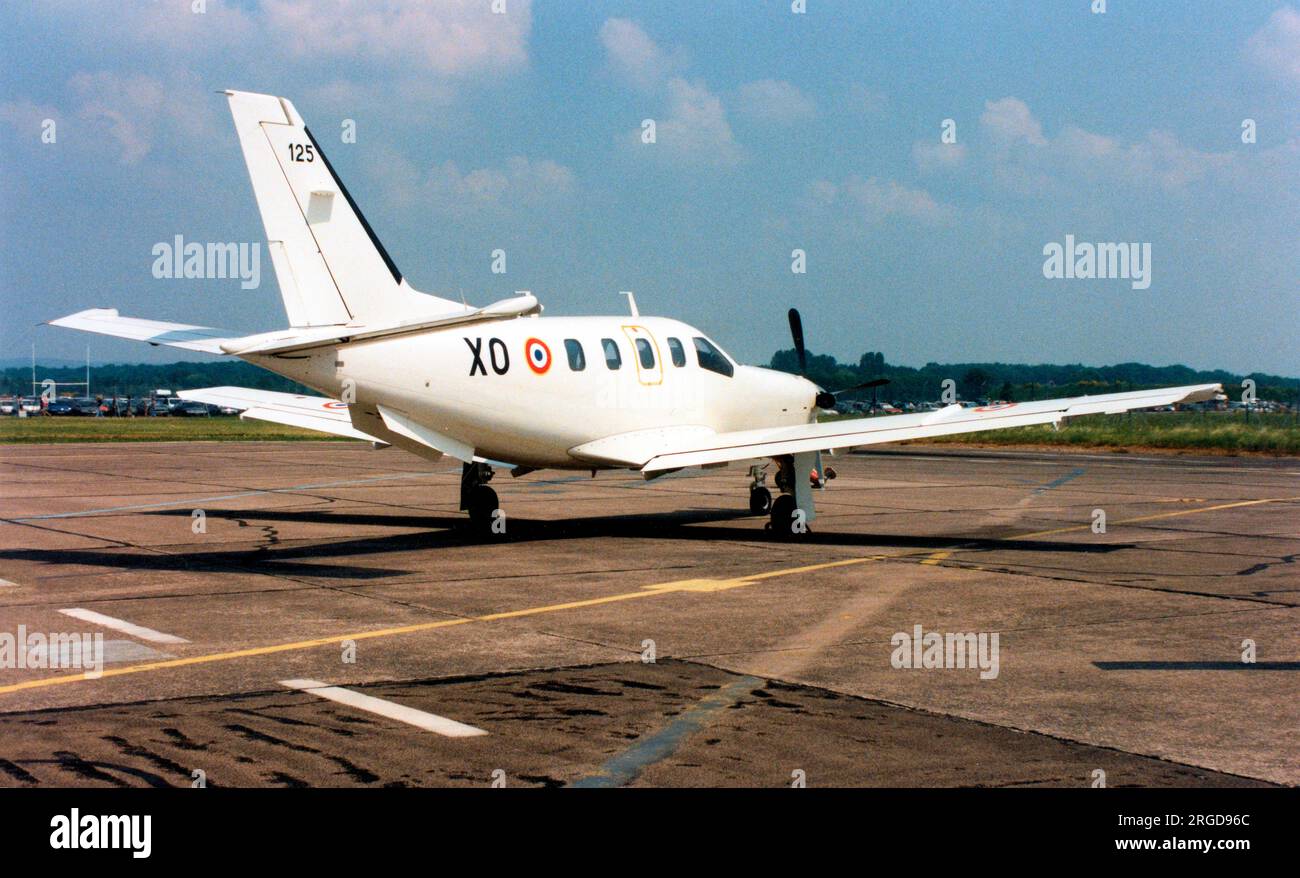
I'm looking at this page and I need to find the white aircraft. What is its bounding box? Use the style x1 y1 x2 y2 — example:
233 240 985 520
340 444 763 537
50 91 1221 535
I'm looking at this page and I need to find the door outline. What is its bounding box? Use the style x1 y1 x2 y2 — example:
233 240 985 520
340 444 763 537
621 324 664 386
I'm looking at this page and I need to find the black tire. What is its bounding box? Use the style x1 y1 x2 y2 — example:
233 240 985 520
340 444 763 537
769 494 798 536
749 486 772 515
467 485 499 531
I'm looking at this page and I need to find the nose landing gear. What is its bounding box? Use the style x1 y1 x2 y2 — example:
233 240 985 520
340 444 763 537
748 465 773 515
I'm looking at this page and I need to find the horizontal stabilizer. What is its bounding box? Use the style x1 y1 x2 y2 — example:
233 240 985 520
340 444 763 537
47 309 239 354
177 386 381 442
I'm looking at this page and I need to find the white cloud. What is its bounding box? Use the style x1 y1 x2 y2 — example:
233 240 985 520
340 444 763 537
1246 5 1300 86
735 79 816 124
261 0 532 74
68 72 216 165
912 139 968 173
1113 130 1233 189
980 97 1047 146
1054 124 1119 161
600 19 740 166
975 98 1235 193
26 0 257 56
599 18 684 89
843 176 949 222
646 77 743 166
375 149 575 213
804 176 951 224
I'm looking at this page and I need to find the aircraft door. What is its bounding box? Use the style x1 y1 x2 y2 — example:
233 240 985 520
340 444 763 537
621 325 664 386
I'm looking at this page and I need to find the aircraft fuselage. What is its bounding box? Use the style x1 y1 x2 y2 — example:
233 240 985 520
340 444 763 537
251 315 818 468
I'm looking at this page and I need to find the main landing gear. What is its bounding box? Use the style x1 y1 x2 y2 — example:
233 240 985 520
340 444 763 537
755 452 834 537
460 461 499 533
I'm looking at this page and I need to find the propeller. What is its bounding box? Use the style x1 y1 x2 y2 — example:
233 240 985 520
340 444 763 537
787 309 890 410
787 308 808 375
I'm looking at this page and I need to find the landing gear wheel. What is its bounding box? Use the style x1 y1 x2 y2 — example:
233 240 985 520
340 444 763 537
769 493 797 537
749 486 772 515
467 485 499 532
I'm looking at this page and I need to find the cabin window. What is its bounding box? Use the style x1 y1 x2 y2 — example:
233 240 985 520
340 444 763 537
667 337 686 367
635 338 655 369
693 337 734 377
601 338 622 370
564 339 586 371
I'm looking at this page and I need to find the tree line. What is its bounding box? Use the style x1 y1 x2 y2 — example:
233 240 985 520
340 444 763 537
2 361 311 399
3 355 1296 405
768 349 1298 404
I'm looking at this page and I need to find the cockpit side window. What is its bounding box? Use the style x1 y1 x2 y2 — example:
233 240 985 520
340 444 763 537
692 336 734 377
666 337 686 367
601 338 622 370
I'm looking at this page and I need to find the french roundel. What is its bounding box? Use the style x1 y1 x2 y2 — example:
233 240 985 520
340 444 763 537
525 338 552 374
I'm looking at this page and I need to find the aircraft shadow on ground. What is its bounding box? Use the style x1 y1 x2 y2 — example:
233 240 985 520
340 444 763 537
149 505 1125 552
0 507 1126 581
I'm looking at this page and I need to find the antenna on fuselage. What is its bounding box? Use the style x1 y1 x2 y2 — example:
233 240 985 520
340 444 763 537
620 291 639 317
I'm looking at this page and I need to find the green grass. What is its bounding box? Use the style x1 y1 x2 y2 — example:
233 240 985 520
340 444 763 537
0 416 348 443
4 411 1298 455
912 412 1300 455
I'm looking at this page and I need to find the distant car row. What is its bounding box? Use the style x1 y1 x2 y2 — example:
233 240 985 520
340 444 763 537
832 400 971 415
1 397 244 417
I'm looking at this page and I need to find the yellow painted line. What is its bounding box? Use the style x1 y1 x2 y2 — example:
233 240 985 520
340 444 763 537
1014 497 1298 541
0 555 890 697
5 495 1293 698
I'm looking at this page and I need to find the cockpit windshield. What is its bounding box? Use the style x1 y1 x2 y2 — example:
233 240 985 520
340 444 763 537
692 337 734 377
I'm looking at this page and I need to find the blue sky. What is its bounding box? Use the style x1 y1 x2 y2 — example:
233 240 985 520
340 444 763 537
2 0 1297 375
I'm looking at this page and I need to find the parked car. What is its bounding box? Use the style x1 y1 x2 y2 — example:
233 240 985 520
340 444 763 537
45 399 75 415
171 400 212 417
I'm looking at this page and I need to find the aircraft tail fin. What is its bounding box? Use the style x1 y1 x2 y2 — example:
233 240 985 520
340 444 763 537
224 90 468 328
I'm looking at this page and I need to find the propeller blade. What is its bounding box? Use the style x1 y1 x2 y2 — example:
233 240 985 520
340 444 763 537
816 377 892 411
830 377 891 395
787 308 807 375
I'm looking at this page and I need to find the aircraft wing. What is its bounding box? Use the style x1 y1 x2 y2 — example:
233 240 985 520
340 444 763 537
48 309 240 354
177 386 382 442
625 383 1222 473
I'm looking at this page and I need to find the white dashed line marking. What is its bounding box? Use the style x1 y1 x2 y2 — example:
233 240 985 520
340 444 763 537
279 679 488 737
58 608 190 644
